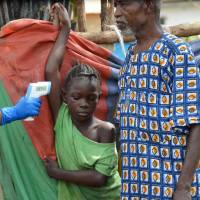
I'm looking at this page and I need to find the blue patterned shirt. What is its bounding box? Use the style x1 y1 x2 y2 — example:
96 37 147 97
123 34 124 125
116 33 200 199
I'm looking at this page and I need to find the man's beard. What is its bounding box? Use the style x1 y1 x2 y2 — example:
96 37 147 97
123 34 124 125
120 26 134 37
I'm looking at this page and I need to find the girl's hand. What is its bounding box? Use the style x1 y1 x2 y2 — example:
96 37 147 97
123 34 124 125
173 189 191 200
51 3 71 30
44 157 60 178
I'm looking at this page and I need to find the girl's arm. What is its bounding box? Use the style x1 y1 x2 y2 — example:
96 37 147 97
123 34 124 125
44 158 108 187
44 124 118 187
45 3 71 122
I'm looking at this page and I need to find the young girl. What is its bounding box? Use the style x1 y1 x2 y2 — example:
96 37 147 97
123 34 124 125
44 3 121 200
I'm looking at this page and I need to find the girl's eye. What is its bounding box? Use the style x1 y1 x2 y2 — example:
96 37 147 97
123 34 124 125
73 96 80 100
88 95 98 101
88 97 95 101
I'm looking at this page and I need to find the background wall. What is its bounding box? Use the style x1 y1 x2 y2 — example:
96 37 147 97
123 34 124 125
161 1 200 25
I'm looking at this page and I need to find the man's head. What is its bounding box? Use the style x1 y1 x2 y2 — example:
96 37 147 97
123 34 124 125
114 0 161 34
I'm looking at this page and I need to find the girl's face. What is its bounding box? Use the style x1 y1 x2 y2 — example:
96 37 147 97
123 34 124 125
62 77 101 123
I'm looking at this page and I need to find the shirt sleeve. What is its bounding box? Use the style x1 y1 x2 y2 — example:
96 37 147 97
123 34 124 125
113 67 124 124
95 145 119 176
169 44 200 132
113 45 134 124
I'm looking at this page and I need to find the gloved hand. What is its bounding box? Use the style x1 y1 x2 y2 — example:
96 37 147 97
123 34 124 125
1 97 42 125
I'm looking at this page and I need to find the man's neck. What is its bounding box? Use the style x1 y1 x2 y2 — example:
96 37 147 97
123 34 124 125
133 22 163 53
135 23 163 44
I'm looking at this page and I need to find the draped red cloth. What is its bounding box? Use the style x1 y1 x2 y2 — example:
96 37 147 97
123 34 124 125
0 19 121 159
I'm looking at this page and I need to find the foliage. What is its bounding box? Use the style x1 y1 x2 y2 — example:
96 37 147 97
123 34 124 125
183 35 200 42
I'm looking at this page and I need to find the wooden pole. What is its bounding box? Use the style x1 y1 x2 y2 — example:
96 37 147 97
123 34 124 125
76 0 87 32
2 1 9 24
101 0 114 31
0 6 4 27
0 0 70 27
166 22 200 37
77 22 200 44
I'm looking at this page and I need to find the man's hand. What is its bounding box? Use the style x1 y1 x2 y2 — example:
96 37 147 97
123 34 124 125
51 3 71 31
1 96 42 125
173 124 200 200
173 189 191 200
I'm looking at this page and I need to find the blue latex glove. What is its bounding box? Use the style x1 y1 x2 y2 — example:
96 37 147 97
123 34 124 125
1 97 42 125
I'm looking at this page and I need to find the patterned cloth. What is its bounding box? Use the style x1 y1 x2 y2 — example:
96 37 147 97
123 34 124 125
115 32 200 199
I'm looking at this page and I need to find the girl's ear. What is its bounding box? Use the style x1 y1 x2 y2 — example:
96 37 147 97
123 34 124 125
98 91 102 100
61 88 68 103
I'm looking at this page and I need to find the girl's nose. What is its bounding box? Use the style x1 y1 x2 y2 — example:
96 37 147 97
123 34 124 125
80 99 89 108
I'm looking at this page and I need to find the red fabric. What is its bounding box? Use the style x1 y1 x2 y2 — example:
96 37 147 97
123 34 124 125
0 19 113 159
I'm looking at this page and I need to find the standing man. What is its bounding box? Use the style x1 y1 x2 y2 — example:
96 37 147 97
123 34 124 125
0 96 41 125
114 0 200 199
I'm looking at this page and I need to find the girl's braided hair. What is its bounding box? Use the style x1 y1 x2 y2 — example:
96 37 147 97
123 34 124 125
64 62 102 92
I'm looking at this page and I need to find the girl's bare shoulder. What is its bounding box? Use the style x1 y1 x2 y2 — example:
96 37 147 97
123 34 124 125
94 118 116 143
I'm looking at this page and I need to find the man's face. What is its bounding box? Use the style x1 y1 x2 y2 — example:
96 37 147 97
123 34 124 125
114 0 147 34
